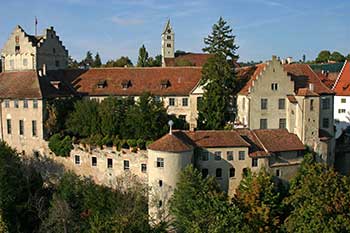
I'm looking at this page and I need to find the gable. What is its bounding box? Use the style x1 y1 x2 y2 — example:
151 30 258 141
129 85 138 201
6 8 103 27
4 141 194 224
1 25 36 55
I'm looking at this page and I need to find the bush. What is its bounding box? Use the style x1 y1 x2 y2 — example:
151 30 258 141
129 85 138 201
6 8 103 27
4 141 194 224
127 139 137 148
49 134 73 157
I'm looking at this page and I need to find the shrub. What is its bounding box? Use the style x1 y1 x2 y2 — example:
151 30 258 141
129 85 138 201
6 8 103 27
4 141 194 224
49 134 73 157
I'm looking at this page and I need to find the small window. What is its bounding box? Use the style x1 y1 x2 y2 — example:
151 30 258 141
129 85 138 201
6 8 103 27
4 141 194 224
14 100 19 108
260 119 268 129
271 83 278 91
124 160 130 170
182 98 188 106
261 98 268 110
169 98 175 106
7 119 11 134
15 45 20 54
75 155 80 165
202 168 209 178
159 180 163 187
227 151 233 161
19 120 24 135
55 60 60 67
321 98 330 110
214 151 222 160
252 158 258 167
23 58 28 66
158 200 163 208
338 109 346 114
156 157 164 168
167 43 171 48
279 118 286 129
107 158 113 168
167 35 171 40
341 98 346 103
201 151 209 161
229 167 235 177
310 99 314 111
23 99 28 108
141 164 147 173
92 157 97 166
4 100 9 108
216 168 222 178
239 151 245 160
276 169 281 177
278 99 285 109
32 120 37 136
33 99 38 108
322 118 329 128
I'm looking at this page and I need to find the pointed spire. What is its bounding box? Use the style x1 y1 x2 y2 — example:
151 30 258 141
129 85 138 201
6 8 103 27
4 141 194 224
162 19 172 34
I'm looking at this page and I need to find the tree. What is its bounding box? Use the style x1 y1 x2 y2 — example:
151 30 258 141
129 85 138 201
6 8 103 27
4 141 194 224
197 54 236 129
284 154 350 232
170 165 248 233
329 51 346 62
83 51 94 67
203 17 239 62
147 55 162 67
174 50 188 57
234 169 286 232
302 54 306 63
48 134 73 157
137 44 149 67
347 53 350 61
68 56 79 69
105 56 133 67
0 210 8 233
93 53 102 68
315 50 331 63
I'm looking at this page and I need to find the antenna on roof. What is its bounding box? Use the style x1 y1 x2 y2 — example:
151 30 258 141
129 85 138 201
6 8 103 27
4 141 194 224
168 120 174 135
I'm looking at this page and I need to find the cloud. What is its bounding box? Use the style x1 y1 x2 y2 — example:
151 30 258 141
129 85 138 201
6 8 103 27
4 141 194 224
110 16 144 26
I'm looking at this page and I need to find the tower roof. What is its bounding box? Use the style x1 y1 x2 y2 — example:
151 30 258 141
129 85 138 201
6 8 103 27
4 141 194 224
162 19 172 34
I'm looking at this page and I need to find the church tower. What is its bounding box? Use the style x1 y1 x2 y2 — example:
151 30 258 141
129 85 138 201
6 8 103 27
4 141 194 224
161 20 174 67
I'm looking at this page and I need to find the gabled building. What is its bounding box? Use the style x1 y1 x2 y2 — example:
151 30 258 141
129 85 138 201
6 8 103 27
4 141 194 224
236 56 335 165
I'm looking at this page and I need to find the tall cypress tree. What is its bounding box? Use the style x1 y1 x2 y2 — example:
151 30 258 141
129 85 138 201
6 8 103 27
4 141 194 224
93 52 102 67
137 45 149 67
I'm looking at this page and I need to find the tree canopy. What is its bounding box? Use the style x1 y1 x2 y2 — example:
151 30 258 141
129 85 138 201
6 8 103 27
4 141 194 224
137 44 149 67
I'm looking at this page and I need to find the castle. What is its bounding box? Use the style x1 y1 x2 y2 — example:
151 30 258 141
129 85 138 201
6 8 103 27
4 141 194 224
0 21 336 221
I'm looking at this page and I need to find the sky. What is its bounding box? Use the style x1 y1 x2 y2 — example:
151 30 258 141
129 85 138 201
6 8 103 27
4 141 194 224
0 0 349 64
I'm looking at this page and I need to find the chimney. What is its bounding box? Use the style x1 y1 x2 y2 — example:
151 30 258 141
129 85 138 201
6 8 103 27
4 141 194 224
42 64 47 76
309 83 314 91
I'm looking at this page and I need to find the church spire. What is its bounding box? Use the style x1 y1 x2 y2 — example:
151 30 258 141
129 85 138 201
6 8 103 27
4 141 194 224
161 19 175 67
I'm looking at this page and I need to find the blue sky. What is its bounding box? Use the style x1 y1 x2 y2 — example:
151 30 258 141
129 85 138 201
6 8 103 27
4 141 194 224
0 0 349 63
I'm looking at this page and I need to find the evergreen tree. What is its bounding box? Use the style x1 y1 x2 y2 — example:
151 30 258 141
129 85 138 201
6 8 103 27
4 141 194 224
197 54 236 129
83 51 94 67
137 44 149 67
147 55 162 67
203 17 239 61
315 50 331 63
93 53 102 67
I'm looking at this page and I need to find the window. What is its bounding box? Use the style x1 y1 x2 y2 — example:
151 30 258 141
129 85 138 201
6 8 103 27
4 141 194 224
278 99 285 109
124 160 130 170
19 120 24 135
4 100 9 108
310 99 314 111
32 120 37 136
182 98 188 106
55 60 60 67
202 168 209 178
159 180 163 187
322 118 329 128
107 158 113 168
167 35 171 40
261 98 268 110
216 168 222 178
279 118 286 129
227 151 233 161
239 151 245 160
271 83 278 91
341 98 346 103
158 200 163 208
33 99 38 108
252 158 258 167
141 164 147 173
156 157 164 168
92 157 97 166
14 100 19 108
201 151 209 161
321 98 330 110
167 43 171 48
214 151 221 160
260 119 268 129
15 45 20 54
75 155 80 165
7 119 11 134
53 48 56 54
23 99 28 108
339 109 346 114
276 169 281 177
169 98 175 106
229 167 235 177
23 58 28 66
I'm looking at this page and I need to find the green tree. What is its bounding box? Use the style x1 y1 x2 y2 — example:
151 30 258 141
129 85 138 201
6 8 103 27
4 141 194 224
137 44 149 67
66 99 101 137
170 165 248 233
93 53 102 67
83 51 94 67
203 17 239 61
48 134 73 157
147 55 162 67
284 154 350 232
68 56 79 69
329 51 346 62
197 54 236 129
346 53 350 60
234 169 286 232
315 50 331 63
105 56 133 67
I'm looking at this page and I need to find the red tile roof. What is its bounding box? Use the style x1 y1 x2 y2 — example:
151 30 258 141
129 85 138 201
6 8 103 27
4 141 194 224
314 71 338 89
333 61 350 96
296 88 319 97
63 67 202 96
238 64 267 95
148 132 193 152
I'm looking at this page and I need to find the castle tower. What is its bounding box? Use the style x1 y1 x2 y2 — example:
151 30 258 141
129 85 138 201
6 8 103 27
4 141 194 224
161 20 175 67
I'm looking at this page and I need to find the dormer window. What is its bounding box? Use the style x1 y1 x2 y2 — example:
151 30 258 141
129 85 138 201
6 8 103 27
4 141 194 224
121 80 131 89
50 81 61 90
160 80 170 89
97 80 107 89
